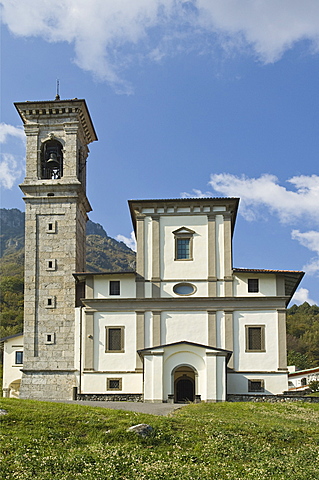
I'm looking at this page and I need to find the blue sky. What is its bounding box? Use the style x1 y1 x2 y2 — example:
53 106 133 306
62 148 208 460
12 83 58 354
1 0 319 305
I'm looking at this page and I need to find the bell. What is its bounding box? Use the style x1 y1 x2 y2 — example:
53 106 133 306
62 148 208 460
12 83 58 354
46 152 59 166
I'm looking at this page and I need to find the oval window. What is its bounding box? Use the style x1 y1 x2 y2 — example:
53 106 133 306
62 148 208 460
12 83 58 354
173 283 196 296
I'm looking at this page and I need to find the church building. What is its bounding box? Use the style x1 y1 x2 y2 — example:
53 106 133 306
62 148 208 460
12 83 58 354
1 97 304 402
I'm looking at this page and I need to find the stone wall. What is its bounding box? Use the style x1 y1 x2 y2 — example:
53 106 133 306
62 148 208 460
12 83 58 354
20 371 76 400
227 394 319 403
77 393 143 402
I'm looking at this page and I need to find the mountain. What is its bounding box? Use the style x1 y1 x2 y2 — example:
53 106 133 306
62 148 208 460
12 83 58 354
0 209 25 259
0 208 136 273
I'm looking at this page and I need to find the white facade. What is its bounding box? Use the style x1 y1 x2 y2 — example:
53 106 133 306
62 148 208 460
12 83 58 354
72 198 303 402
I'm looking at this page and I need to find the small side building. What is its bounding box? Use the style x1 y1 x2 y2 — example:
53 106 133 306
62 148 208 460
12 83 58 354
288 366 319 391
1 333 24 398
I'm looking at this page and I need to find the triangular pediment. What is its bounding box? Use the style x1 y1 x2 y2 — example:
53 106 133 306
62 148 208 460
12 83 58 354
172 227 195 235
138 340 232 357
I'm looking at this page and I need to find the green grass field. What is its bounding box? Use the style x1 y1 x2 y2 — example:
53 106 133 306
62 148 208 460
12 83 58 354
1 399 318 480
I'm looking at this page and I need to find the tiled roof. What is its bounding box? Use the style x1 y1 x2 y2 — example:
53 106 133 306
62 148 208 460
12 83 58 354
129 197 239 202
0 332 23 343
234 268 304 274
289 366 319 377
73 271 136 277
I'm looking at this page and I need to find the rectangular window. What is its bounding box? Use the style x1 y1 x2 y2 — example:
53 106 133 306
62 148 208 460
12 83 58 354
173 227 195 261
109 281 120 295
44 332 55 345
46 221 57 233
248 278 259 293
106 327 124 352
248 380 264 392
107 378 122 391
246 326 265 352
176 238 190 259
15 351 23 364
46 259 56 271
45 296 56 308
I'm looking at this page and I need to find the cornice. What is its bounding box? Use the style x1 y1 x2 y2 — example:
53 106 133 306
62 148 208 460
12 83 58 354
82 296 289 312
14 98 97 145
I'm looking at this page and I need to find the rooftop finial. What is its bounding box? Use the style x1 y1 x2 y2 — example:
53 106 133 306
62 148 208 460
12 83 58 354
55 79 60 101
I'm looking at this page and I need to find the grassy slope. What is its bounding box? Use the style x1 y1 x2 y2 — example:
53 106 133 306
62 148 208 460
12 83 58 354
1 400 319 480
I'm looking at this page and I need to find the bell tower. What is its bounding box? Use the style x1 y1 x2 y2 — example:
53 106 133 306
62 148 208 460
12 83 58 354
15 97 97 400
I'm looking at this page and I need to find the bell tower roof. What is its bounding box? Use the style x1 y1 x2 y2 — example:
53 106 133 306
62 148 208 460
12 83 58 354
14 98 98 145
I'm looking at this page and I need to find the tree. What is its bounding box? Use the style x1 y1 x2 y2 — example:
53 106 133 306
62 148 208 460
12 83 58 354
308 380 319 392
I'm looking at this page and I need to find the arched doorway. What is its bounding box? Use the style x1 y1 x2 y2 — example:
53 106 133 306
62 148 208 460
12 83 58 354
174 366 196 403
8 379 21 398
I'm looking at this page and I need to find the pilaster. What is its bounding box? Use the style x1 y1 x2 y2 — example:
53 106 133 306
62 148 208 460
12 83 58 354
84 311 94 370
208 215 217 296
152 311 161 346
207 310 217 347
277 309 287 370
225 310 234 368
136 311 145 370
223 213 233 296
151 215 160 298
136 215 145 298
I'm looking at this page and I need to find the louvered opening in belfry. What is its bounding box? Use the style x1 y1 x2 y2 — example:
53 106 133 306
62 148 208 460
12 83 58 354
40 140 63 179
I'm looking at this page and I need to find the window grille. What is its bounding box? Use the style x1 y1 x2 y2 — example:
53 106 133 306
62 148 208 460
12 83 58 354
106 327 124 352
107 378 122 390
177 238 190 259
248 380 264 392
246 325 265 351
109 281 120 295
248 278 259 293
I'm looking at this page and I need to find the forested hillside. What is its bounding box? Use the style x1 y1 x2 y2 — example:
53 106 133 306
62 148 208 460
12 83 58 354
0 208 135 339
1 208 318 370
286 302 319 369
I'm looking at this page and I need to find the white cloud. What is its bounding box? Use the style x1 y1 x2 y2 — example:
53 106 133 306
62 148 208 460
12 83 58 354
0 123 25 144
196 0 319 63
291 287 316 306
116 231 137 252
209 173 319 224
291 230 319 254
181 188 212 198
2 1 319 90
291 230 319 276
0 153 22 189
0 123 26 189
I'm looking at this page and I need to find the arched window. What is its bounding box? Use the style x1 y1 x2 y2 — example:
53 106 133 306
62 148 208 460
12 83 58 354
41 140 63 179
